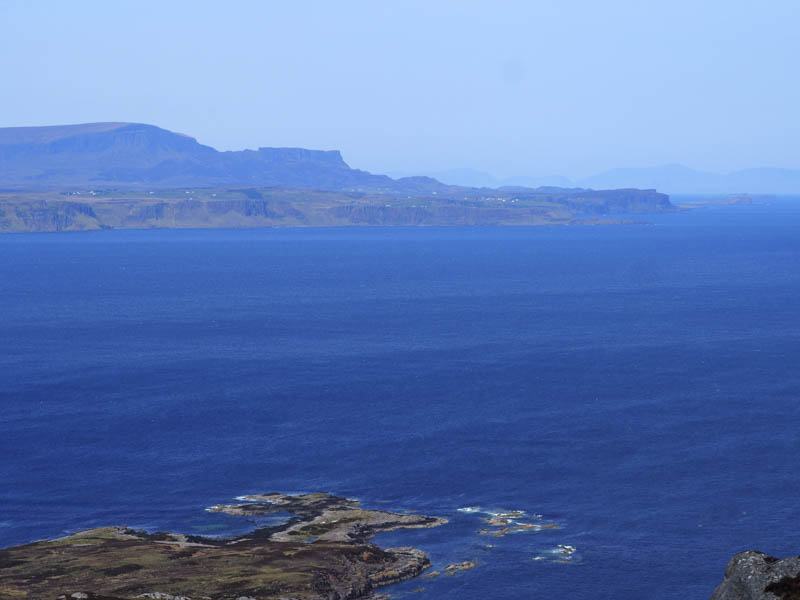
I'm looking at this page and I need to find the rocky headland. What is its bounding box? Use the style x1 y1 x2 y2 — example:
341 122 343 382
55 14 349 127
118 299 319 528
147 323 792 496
711 551 800 600
0 122 675 233
0 186 670 233
0 493 447 600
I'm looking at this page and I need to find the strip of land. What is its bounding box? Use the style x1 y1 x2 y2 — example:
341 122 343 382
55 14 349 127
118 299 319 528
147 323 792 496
0 493 446 600
0 186 669 233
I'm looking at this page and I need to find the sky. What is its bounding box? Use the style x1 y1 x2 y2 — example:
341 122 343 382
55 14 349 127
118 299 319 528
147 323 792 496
1 0 798 179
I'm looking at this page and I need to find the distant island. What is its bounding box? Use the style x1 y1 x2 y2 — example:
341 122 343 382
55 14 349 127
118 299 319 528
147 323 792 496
420 164 800 195
0 123 673 232
676 193 773 207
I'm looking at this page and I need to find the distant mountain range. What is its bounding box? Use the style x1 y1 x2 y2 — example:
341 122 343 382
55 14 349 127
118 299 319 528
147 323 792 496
416 165 800 195
392 168 573 190
0 122 443 194
4 122 795 195
580 164 800 195
0 123 680 232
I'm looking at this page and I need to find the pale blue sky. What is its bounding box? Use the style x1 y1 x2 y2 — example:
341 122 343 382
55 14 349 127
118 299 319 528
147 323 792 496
1 0 798 178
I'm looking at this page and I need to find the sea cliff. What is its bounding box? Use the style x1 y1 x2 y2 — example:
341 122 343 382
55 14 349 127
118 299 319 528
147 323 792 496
0 186 671 233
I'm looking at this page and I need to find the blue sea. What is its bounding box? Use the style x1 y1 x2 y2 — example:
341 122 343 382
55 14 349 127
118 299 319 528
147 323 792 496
2 198 800 599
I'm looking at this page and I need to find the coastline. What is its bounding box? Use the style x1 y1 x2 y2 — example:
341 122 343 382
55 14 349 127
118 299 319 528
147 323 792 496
0 187 671 233
0 493 447 600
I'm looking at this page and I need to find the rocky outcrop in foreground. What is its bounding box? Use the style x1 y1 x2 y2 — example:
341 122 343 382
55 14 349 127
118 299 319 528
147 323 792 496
711 551 800 600
0 493 446 600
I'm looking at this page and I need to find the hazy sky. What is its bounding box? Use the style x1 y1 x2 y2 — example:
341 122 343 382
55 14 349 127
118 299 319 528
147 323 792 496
1 0 798 178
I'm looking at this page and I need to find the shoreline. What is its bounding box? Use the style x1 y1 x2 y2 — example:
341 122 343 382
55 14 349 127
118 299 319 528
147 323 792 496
0 493 447 600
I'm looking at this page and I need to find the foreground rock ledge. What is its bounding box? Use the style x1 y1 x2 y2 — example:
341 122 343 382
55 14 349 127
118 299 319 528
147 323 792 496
0 493 447 600
711 551 800 600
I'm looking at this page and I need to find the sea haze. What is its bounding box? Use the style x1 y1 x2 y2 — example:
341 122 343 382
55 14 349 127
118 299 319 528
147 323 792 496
1 199 799 599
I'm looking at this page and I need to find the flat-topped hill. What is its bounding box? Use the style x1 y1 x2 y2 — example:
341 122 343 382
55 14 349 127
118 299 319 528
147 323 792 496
0 122 134 145
0 122 435 192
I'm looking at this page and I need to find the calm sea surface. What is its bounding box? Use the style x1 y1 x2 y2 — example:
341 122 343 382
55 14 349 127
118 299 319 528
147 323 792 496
2 198 799 598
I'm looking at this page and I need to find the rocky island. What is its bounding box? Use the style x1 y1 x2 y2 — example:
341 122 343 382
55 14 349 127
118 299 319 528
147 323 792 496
0 493 447 600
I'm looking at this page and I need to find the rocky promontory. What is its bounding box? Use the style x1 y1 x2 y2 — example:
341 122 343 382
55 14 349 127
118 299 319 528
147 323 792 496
0 185 671 233
0 493 447 600
711 551 800 600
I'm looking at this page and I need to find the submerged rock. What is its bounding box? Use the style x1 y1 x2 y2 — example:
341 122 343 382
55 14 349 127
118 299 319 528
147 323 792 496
710 551 800 600
444 561 477 572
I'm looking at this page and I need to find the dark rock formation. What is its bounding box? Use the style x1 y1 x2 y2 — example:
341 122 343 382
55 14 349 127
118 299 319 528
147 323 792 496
711 551 800 600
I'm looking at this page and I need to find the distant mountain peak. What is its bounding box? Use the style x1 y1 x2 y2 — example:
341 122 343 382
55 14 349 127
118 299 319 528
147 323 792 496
0 122 132 145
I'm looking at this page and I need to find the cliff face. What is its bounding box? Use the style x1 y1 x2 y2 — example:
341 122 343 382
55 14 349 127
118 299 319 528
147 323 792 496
711 551 800 600
501 187 674 215
0 200 99 231
0 185 671 233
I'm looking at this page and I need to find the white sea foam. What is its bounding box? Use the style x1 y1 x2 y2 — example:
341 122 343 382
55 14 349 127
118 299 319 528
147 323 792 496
487 509 526 519
457 506 529 519
533 544 578 563
232 494 285 504
458 506 514 514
